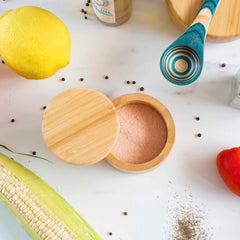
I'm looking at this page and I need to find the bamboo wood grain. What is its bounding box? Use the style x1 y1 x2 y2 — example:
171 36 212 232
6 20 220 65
166 0 240 41
106 93 175 174
42 88 119 165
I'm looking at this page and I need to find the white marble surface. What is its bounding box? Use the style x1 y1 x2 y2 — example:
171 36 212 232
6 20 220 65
0 0 240 239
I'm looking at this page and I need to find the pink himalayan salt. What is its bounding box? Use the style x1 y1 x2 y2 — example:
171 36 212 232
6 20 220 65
111 103 167 164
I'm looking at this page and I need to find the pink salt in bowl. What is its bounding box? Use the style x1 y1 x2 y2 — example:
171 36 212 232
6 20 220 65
107 93 175 173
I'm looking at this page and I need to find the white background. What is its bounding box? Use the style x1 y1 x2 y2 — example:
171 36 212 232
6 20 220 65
0 0 240 239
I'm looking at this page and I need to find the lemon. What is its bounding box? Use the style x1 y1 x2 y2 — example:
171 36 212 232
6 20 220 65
0 6 71 79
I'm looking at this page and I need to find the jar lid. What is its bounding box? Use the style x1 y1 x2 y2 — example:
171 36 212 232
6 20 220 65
42 88 119 165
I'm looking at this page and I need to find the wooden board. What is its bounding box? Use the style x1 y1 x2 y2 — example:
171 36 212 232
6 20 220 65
42 88 119 165
166 0 240 41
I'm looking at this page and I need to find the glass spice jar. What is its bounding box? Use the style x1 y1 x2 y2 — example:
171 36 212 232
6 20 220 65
92 0 132 26
230 69 240 109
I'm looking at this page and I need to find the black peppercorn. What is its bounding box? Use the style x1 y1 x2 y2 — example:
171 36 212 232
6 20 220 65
132 81 136 84
126 81 130 84
105 76 109 80
60 77 65 81
79 78 84 82
86 3 89 6
10 119 15 123
32 151 36 155
139 87 144 91
220 63 226 68
84 16 88 20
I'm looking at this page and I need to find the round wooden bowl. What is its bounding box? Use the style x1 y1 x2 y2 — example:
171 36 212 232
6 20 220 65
106 93 175 173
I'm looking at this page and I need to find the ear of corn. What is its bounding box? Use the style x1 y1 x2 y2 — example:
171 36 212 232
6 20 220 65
0 153 103 240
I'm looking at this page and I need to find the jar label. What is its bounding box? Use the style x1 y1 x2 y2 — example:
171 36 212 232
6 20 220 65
237 81 240 97
230 73 240 109
92 0 116 23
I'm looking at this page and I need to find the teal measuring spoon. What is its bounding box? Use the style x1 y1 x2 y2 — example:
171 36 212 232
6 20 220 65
160 0 221 85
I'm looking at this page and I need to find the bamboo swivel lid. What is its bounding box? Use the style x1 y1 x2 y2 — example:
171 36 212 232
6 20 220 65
42 88 119 165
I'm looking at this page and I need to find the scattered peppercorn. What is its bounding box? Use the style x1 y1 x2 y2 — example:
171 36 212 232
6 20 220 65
87 0 91 3
79 78 84 82
81 9 85 13
126 81 130 84
10 119 15 123
108 232 112 236
195 117 200 121
84 11 87 14
105 75 109 80
123 212 128 216
2 60 5 64
84 16 88 20
60 77 65 81
139 87 144 91
32 151 36 156
132 81 136 84
86 3 89 6
196 133 202 137
42 106 47 110
220 63 226 68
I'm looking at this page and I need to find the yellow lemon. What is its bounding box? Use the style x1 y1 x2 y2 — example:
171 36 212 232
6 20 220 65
0 6 71 79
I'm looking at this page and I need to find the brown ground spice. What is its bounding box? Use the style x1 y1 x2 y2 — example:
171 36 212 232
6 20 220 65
172 209 208 240
168 193 212 240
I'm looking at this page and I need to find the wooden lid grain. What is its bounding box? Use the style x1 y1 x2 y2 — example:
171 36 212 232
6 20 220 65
42 88 119 165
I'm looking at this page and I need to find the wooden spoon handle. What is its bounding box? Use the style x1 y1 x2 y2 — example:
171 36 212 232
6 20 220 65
200 0 222 15
191 0 221 29
173 0 221 51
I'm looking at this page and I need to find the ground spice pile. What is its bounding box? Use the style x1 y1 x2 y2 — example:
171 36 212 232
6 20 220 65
168 194 212 240
172 208 209 240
